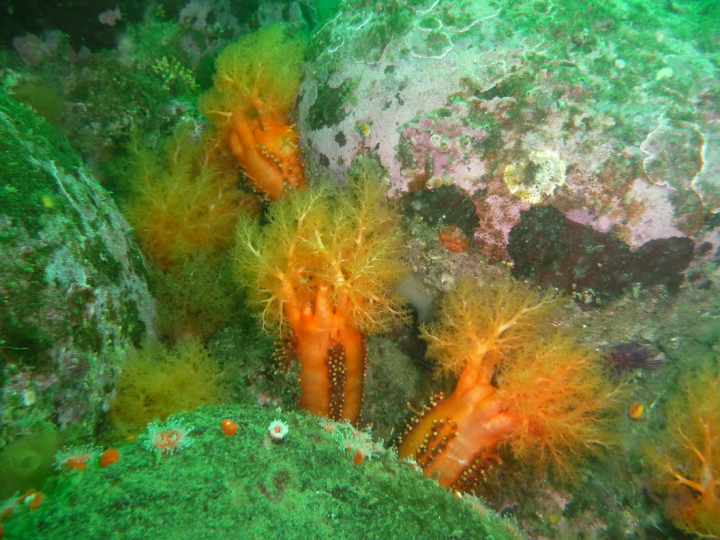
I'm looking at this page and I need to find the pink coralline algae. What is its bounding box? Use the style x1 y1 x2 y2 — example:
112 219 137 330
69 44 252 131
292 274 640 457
399 107 487 192
297 1 718 264
566 179 685 249
474 193 530 263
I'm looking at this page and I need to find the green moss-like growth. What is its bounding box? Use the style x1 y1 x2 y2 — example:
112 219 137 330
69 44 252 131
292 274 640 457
316 0 343 24
4 405 524 539
10 81 66 130
107 340 231 440
0 92 81 235
149 249 243 343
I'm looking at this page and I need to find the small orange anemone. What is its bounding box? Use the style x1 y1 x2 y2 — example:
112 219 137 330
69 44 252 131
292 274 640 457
99 448 120 467
65 456 88 470
221 419 238 435
628 401 644 419
21 490 42 510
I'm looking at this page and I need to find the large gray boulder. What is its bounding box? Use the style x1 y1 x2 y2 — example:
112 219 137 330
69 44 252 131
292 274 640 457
0 91 155 447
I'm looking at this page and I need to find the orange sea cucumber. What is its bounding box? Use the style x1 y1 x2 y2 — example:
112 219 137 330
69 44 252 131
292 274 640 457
279 282 368 422
225 86 305 200
398 277 616 491
234 167 406 425
199 25 307 200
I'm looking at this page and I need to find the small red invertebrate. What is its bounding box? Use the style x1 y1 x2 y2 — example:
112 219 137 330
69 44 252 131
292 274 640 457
353 450 364 465
439 226 469 253
21 490 42 510
99 448 120 467
221 419 238 435
54 446 101 471
65 456 88 470
628 401 644 419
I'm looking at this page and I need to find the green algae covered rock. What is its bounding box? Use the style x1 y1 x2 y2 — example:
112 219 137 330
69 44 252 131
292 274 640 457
3 405 524 539
0 92 155 447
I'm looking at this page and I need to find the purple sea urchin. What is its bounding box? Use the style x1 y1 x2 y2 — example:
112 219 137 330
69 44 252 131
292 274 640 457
604 344 660 376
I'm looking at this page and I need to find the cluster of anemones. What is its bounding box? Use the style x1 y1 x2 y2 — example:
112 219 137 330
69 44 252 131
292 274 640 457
143 413 384 469
319 418 388 465
221 416 290 441
55 446 120 470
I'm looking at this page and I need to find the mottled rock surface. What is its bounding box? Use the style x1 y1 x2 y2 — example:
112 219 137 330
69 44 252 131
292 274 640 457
297 0 718 292
0 92 155 447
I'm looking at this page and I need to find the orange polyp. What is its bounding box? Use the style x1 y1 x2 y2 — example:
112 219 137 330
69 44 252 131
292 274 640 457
353 450 364 465
21 490 42 510
65 456 87 470
99 448 120 467
221 419 238 435
628 401 644 419
29 494 41 510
